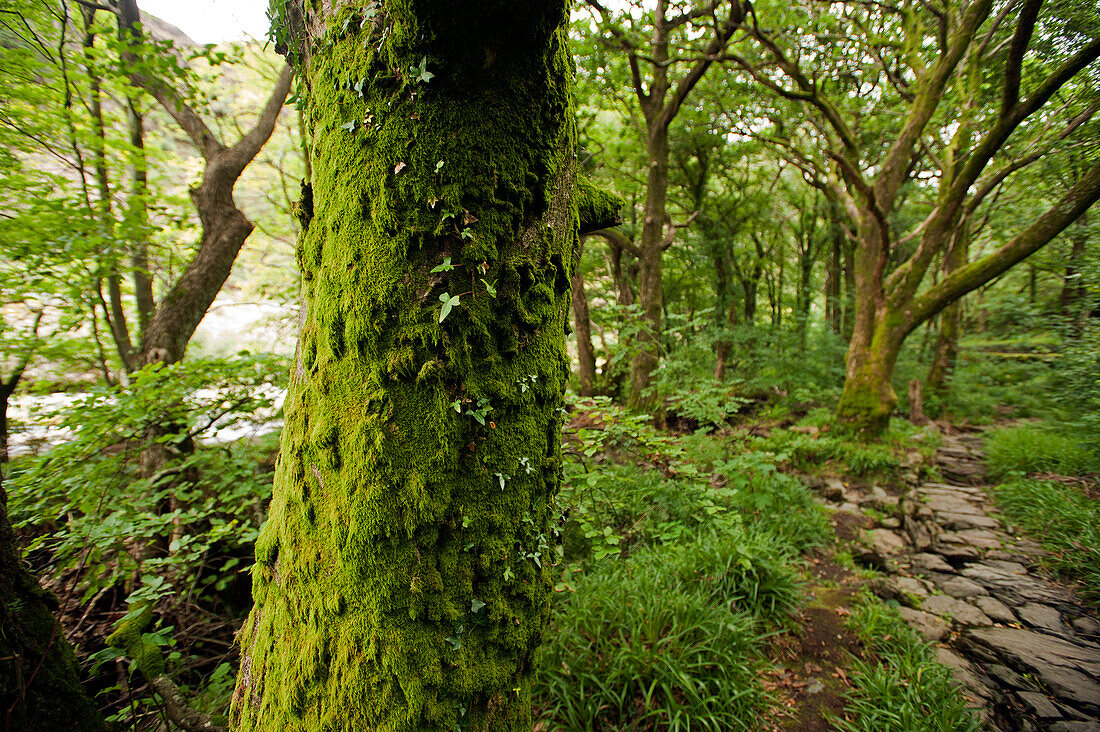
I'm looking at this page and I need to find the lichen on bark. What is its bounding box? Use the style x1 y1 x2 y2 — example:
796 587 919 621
232 1 576 729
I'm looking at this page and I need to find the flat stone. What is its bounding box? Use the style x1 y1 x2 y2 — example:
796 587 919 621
821 478 846 501
937 575 989 599
964 627 1100 701
1018 603 1069 635
934 535 981 560
986 663 1031 690
1036 662 1100 711
879 516 901 529
962 564 1074 606
975 596 1016 624
937 512 1001 531
1018 691 1062 719
1072 617 1100 637
904 516 934 551
923 492 986 516
984 559 1030 575
868 575 931 606
865 528 906 556
933 646 992 701
953 529 1004 550
837 501 861 513
910 552 954 574
898 607 948 641
1049 722 1100 732
922 595 993 626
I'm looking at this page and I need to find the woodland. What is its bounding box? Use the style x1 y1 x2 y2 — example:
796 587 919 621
0 0 1098 730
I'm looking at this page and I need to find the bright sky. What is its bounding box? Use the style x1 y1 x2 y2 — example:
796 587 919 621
138 0 271 44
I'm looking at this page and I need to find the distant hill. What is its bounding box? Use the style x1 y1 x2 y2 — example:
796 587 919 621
141 12 197 48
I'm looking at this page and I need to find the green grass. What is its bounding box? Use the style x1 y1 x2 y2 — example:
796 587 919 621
834 594 982 732
535 527 795 730
984 424 1098 480
989 477 1100 604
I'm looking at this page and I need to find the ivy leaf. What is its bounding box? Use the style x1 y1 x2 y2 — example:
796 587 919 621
480 279 497 298
470 597 486 614
430 257 455 273
438 292 460 323
411 56 434 84
339 119 357 132
435 160 445 172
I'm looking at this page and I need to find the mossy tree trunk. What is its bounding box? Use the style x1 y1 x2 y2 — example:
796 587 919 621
232 1 578 729
0 460 104 731
927 227 969 395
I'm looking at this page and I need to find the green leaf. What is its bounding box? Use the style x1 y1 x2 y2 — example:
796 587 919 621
438 293 460 323
430 257 455 273
480 278 497 298
470 597 486 613
339 119 357 132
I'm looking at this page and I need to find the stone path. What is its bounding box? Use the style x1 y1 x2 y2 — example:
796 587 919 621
823 432 1100 731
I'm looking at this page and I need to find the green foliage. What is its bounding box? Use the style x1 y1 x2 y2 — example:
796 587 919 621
8 353 285 608
984 424 1098 479
989 478 1100 604
755 428 899 477
536 529 787 731
835 594 982 732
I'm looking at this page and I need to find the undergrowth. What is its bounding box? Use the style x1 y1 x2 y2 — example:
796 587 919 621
988 477 1100 604
834 594 982 732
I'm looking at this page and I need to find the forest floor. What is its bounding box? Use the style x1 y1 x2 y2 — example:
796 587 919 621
779 429 1100 732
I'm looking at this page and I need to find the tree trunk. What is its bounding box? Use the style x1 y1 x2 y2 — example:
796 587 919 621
0 389 105 731
927 228 968 395
573 238 596 397
629 125 670 409
825 206 843 334
1059 213 1088 335
233 2 575 729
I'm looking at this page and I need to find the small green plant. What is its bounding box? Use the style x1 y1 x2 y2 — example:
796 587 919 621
834 593 982 732
984 424 1098 479
989 477 1100 603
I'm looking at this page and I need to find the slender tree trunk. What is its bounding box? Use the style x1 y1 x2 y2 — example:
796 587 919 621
1059 213 1088 335
629 125 670 409
573 238 596 397
825 207 843 334
233 2 575 728
927 228 969 394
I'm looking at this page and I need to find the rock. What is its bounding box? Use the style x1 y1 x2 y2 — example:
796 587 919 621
922 595 993 626
904 515 934 551
923 492 986 516
900 450 923 469
937 511 1001 531
898 607 948 641
975 596 1016 625
963 627 1100 708
869 576 931 606
805 678 825 695
1049 722 1100 732
910 552 954 574
984 559 1029 575
822 478 846 502
962 563 1074 607
879 516 901 529
934 536 981 560
1072 617 1100 637
1018 603 1069 635
933 647 993 702
1018 691 1062 719
953 529 1003 550
900 469 920 485
866 528 906 556
838 501 861 513
985 663 1031 690
937 575 989 599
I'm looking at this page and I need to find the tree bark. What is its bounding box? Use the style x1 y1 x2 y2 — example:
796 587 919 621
927 227 969 395
573 237 597 397
233 1 576 729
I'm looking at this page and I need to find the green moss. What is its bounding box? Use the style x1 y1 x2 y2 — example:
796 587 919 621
234 2 575 730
